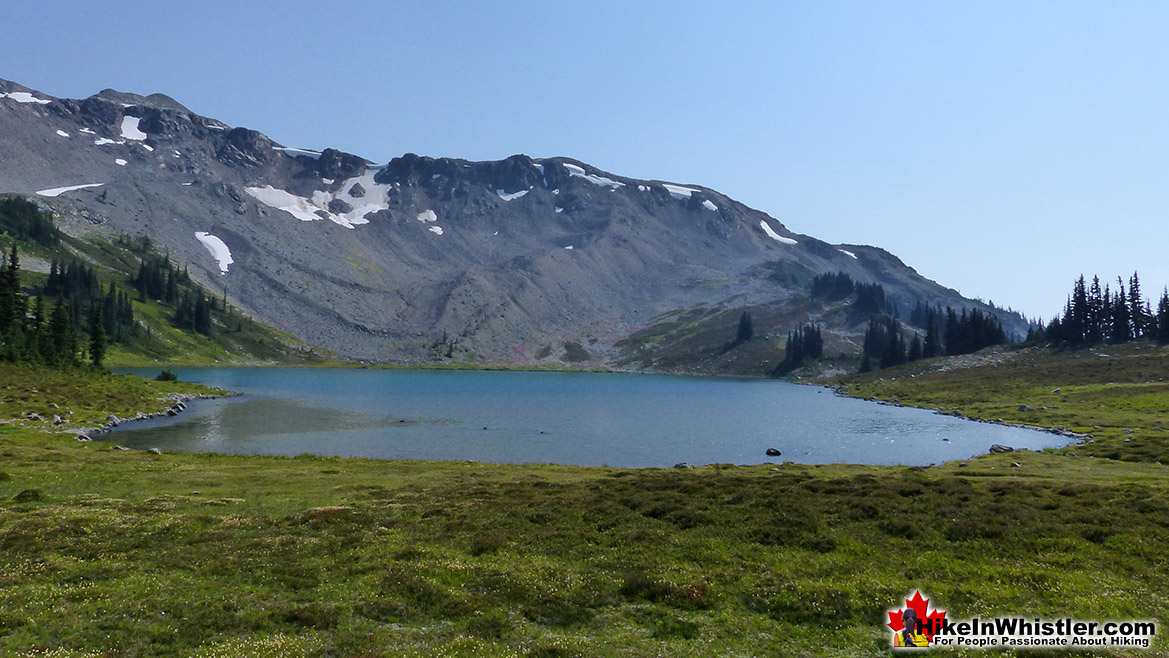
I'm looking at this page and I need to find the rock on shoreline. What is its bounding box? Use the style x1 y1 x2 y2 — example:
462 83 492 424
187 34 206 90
78 391 241 442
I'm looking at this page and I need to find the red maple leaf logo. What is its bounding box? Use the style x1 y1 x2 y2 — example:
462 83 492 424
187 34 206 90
887 590 947 641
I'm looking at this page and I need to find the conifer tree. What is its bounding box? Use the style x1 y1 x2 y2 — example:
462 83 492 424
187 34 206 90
1157 289 1169 345
923 309 942 357
88 306 106 368
1129 272 1146 339
1111 279 1131 343
736 311 754 344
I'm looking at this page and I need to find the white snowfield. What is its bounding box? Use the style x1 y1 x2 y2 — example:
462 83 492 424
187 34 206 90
428 226 444 235
662 183 699 200
1 91 51 104
94 138 126 146
563 162 625 188
496 188 530 201
120 116 147 141
273 147 321 159
760 220 798 245
195 232 234 274
36 183 104 197
246 169 391 229
838 249 857 259
115 159 127 166
417 209 438 223
56 130 70 138
702 199 718 212
79 128 96 135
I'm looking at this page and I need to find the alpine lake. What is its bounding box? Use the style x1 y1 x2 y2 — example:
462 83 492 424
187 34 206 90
110 367 1066 467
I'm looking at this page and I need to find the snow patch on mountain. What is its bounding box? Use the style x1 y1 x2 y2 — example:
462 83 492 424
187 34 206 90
760 220 798 245
246 186 321 222
195 232 234 274
563 163 625 188
496 188 530 201
417 209 437 223
663 184 699 200
429 226 444 235
94 138 125 146
120 116 147 141
247 170 390 229
839 249 857 259
36 183 104 197
702 200 718 211
1 92 51 104
56 130 70 138
115 159 127 166
273 146 321 159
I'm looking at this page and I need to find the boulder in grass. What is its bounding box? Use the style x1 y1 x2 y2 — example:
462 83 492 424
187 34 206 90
989 444 1014 454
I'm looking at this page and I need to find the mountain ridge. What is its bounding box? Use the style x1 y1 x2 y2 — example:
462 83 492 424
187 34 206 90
0 77 1026 368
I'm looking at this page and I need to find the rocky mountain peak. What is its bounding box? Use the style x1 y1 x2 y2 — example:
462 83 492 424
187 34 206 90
216 127 273 167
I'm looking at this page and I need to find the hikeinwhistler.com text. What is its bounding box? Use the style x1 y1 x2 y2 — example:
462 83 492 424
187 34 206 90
919 617 1156 650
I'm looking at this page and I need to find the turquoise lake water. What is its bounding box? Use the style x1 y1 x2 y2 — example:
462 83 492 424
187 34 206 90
110 368 1066 467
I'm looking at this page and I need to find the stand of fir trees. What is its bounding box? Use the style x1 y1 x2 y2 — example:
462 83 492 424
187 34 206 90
859 308 1006 373
809 272 894 315
1037 273 1169 347
0 245 84 366
773 324 823 374
0 197 60 247
132 251 218 337
1 194 244 368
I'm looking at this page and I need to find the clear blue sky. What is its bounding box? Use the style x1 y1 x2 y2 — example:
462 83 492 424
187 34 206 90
5 1 1168 321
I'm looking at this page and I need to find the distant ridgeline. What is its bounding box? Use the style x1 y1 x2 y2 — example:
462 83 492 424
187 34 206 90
0 198 242 367
1035 273 1169 346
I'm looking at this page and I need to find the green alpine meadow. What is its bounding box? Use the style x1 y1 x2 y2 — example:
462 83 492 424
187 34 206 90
2 340 1167 655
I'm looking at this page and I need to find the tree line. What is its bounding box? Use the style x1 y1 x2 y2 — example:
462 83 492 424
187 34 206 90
1 199 241 368
1035 273 1169 346
774 324 823 374
0 246 97 366
858 307 1005 372
0 197 60 247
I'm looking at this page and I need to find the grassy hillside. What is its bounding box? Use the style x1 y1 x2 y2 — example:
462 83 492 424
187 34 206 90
0 361 1166 656
6 229 326 367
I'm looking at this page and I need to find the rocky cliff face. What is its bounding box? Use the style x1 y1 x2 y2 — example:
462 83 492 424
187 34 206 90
0 78 1026 366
